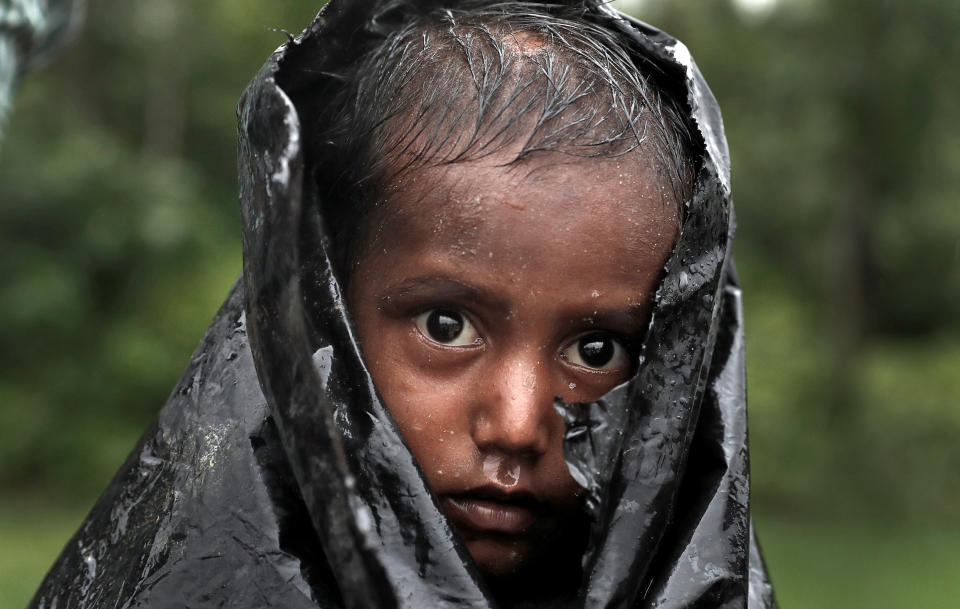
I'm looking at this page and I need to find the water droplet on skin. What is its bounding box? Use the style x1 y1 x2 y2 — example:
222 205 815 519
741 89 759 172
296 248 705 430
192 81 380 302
482 454 521 487
498 463 520 486
569 382 577 390
483 455 501 479
522 369 537 393
591 290 601 298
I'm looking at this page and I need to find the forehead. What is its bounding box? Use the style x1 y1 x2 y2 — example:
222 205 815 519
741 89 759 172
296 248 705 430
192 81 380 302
367 149 680 285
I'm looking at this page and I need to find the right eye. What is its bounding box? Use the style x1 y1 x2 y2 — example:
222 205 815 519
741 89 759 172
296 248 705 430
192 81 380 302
415 309 481 347
560 332 631 372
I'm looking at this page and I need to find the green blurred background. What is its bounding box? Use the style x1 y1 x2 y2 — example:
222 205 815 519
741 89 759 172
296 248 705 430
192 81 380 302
1 0 957 606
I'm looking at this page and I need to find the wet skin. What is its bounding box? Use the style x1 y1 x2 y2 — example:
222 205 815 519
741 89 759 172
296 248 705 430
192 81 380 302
348 149 679 578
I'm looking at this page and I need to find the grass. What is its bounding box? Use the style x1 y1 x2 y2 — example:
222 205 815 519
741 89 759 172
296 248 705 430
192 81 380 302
1 501 957 609
0 501 88 609
756 514 960 609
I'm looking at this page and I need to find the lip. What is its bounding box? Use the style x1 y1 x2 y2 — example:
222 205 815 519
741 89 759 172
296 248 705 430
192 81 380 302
441 491 541 535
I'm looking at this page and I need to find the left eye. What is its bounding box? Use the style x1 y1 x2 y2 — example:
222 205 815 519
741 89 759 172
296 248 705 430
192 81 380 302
561 332 630 371
415 309 481 346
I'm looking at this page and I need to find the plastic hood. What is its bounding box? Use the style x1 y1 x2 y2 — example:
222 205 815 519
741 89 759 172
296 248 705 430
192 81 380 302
30 2 777 608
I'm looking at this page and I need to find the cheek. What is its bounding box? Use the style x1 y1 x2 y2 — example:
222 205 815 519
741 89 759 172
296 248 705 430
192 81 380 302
381 376 479 488
355 314 478 482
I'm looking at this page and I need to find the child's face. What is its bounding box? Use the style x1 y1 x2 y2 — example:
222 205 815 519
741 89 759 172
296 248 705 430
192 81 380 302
348 148 679 577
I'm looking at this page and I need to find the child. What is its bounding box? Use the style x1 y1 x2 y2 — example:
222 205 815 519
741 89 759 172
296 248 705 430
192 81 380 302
31 2 777 608
293 4 694 602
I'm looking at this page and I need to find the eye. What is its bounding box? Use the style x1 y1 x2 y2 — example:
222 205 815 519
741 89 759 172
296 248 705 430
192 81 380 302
561 332 631 372
415 309 481 347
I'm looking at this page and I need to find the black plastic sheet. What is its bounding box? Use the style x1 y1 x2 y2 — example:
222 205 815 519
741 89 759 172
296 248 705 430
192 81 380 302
30 2 777 607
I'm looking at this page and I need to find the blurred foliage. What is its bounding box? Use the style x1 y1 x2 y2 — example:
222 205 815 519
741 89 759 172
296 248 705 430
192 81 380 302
616 0 960 525
1 0 958 605
0 0 320 500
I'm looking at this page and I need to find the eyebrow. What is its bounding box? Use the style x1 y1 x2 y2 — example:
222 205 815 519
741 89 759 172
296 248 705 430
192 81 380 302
567 303 652 336
376 275 511 314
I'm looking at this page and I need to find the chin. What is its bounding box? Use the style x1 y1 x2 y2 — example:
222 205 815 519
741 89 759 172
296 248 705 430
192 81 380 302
470 533 585 607
466 537 531 577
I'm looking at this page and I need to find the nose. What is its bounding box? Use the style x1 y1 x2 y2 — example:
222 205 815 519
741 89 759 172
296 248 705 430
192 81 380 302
471 350 557 458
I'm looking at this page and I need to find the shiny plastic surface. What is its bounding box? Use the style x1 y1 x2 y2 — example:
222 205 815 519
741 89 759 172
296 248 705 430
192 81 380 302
29 2 777 607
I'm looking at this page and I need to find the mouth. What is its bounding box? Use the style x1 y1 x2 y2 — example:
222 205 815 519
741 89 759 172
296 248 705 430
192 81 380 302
441 488 543 535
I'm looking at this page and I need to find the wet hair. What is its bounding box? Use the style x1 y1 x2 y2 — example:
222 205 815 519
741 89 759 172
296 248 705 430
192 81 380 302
291 1 697 278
